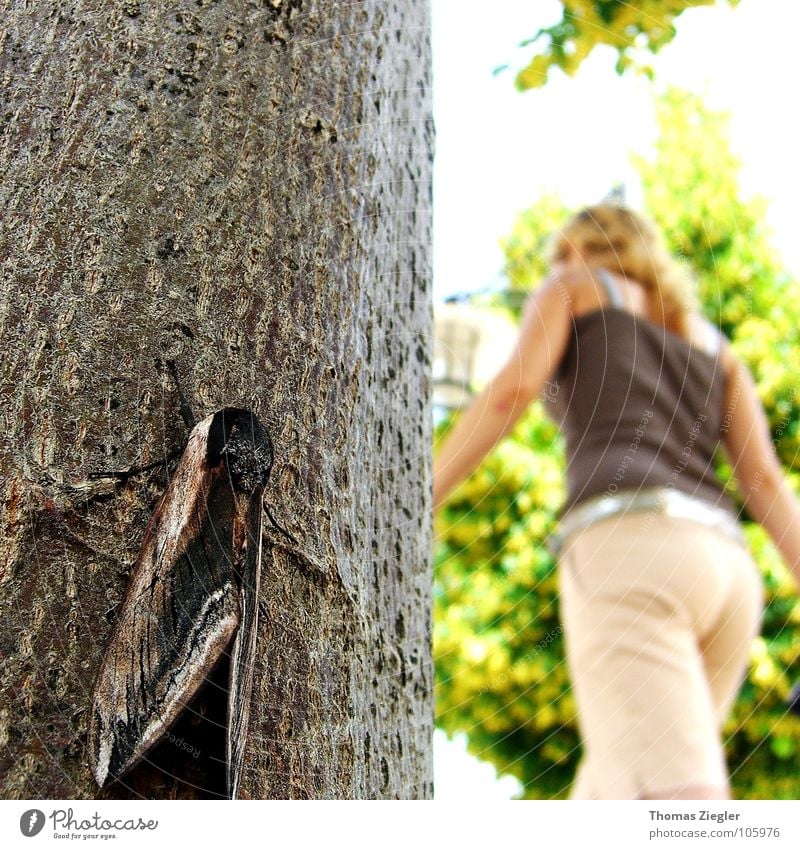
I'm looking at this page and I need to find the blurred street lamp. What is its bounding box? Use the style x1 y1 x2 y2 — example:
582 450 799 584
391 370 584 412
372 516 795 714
433 291 523 412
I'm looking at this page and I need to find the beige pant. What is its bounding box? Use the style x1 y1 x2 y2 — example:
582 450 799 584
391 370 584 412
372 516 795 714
558 510 764 799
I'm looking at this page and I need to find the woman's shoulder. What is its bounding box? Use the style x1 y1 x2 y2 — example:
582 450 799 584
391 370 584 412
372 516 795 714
685 313 719 354
688 313 738 375
543 267 615 312
550 267 643 317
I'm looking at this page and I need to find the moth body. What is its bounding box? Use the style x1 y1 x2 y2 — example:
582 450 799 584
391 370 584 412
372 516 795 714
88 408 274 798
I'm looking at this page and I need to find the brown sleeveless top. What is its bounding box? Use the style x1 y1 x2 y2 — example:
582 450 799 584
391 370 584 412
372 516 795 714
543 269 737 519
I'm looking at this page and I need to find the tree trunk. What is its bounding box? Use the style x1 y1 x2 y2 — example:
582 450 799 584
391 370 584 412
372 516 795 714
0 0 433 799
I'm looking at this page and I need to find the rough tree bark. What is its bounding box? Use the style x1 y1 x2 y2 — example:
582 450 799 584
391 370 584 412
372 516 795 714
0 0 433 799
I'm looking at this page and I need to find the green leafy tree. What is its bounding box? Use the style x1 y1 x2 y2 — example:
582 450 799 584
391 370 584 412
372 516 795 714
434 88 800 799
635 88 800 469
512 1 740 89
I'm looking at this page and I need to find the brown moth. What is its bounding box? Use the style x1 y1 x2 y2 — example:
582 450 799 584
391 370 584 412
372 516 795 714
88 407 285 799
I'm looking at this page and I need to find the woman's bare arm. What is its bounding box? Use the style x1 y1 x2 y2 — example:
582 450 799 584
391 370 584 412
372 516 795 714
720 340 800 587
432 275 573 511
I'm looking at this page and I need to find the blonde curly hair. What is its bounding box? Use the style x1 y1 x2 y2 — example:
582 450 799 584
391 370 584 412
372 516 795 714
547 204 698 339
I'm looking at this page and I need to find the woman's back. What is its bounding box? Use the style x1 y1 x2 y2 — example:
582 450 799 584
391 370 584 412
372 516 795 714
543 268 736 518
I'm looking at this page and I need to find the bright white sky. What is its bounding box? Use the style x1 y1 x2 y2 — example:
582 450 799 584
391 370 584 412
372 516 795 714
433 0 800 302
431 0 800 799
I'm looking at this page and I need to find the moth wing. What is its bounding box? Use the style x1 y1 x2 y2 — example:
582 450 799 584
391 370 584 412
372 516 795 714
226 492 264 799
89 415 242 788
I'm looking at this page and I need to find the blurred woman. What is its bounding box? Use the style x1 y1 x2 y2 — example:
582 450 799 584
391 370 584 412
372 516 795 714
432 203 800 800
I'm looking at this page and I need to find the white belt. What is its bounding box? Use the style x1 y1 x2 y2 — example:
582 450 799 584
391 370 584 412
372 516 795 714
546 486 746 559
